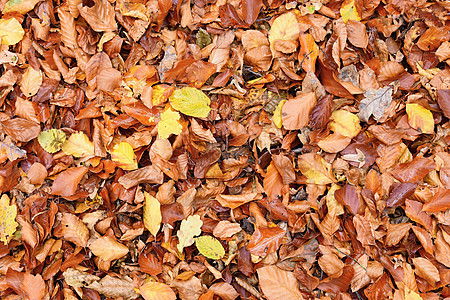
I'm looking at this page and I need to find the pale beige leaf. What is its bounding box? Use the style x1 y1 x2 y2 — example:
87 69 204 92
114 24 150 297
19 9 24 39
412 257 440 286
213 221 242 238
350 254 371 292
20 66 42 97
318 253 344 276
257 265 303 300
88 236 129 261
86 275 139 299
60 212 89 247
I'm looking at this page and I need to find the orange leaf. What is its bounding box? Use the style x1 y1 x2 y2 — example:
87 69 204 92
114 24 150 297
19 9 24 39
247 224 286 256
60 212 89 247
297 153 336 185
422 188 450 212
21 272 46 300
257 265 303 300
52 167 88 197
88 236 129 261
281 92 316 130
216 193 259 209
139 282 176 300
298 33 318 73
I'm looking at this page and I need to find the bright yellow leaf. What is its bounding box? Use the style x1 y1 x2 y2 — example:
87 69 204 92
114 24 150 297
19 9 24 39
177 215 203 254
273 100 287 128
110 142 138 170
195 236 225 260
340 0 361 23
405 288 423 300
62 132 95 158
139 282 176 300
38 129 67 154
0 18 24 45
297 153 336 185
20 66 42 97
329 110 361 138
268 11 300 56
143 192 161 237
157 107 183 139
0 194 18 244
169 87 211 118
406 103 434 134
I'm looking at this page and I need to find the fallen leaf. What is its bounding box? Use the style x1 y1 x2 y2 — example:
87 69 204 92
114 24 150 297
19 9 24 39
297 153 336 185
60 212 89 247
52 167 88 197
340 0 361 23
412 257 440 287
87 275 139 299
195 236 225 259
88 236 129 261
38 129 67 154
62 132 95 158
0 18 24 45
143 192 161 237
422 188 450 212
257 265 303 300
358 86 393 122
406 103 434 134
177 215 203 254
281 92 317 130
21 272 46 300
110 142 138 171
169 87 211 118
0 194 18 244
268 11 299 57
216 193 259 209
247 224 286 256
139 282 176 300
20 66 42 98
329 110 361 138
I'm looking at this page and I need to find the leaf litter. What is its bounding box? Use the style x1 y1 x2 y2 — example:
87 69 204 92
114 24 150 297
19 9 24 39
0 0 449 299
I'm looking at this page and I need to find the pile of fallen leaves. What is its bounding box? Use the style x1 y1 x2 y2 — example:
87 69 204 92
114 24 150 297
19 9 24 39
0 0 449 298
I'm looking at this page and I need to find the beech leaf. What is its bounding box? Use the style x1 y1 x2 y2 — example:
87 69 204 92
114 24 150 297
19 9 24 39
143 192 162 237
195 235 225 260
62 132 95 157
169 87 211 118
110 142 138 171
0 18 24 45
0 194 18 244
358 86 393 122
38 129 67 154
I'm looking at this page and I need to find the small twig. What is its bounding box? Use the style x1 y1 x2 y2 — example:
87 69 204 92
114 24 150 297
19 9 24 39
333 246 367 272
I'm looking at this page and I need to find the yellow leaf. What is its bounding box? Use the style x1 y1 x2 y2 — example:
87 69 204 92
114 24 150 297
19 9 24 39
177 215 203 254
406 103 434 134
3 0 41 15
405 288 423 300
157 107 183 139
88 236 129 261
62 132 95 158
329 110 361 138
273 100 287 128
340 0 361 23
139 282 176 300
298 153 336 185
195 236 225 260
20 66 42 97
0 194 18 244
0 18 24 45
110 142 138 171
143 192 161 237
152 84 174 106
38 129 67 154
169 87 211 118
268 11 300 56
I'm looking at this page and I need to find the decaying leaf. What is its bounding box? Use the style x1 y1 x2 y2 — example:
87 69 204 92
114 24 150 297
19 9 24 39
359 86 393 122
177 215 203 254
0 194 18 244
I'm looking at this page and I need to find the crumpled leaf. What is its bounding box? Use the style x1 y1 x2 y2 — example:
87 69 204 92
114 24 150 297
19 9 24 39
38 129 67 154
62 131 95 157
358 86 393 122
110 142 138 171
158 107 183 139
0 18 25 45
87 275 139 299
143 192 161 237
0 138 26 161
169 87 211 118
195 235 225 259
406 103 434 134
177 215 203 254
139 282 176 300
0 194 18 244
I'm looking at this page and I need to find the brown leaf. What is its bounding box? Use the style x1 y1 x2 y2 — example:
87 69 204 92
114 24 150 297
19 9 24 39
27 162 47 185
281 92 316 130
422 188 450 212
257 265 304 300
353 214 375 246
118 165 164 189
293 264 319 292
60 213 89 247
88 236 129 261
412 257 440 287
216 193 259 210
213 221 242 239
390 156 435 183
209 282 239 300
317 265 354 294
411 226 433 255
247 224 286 256
385 222 411 246
78 0 117 32
1 118 40 143
385 183 417 208
309 94 333 130
335 184 363 215
346 20 368 48
272 154 296 185
138 252 162 276
436 89 450 118
263 161 284 200
364 273 393 300
52 167 88 197
405 200 433 232
21 272 46 300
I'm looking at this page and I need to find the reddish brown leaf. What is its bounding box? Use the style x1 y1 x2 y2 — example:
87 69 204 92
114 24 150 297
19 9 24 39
51 167 88 197
422 188 450 212
247 225 286 256
385 183 417 208
335 184 363 215
317 265 354 294
390 156 435 183
139 252 162 276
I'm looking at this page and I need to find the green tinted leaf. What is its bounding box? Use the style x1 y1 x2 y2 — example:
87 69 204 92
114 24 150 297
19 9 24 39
38 129 66 154
169 87 211 118
195 235 225 260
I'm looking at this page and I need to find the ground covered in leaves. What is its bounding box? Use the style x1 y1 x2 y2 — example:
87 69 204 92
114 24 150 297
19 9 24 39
0 0 449 298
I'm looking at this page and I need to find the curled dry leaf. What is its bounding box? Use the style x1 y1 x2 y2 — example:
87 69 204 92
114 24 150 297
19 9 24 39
216 193 259 209
118 165 164 189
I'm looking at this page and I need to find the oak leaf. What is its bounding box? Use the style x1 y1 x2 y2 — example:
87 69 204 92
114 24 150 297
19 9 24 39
358 86 393 122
